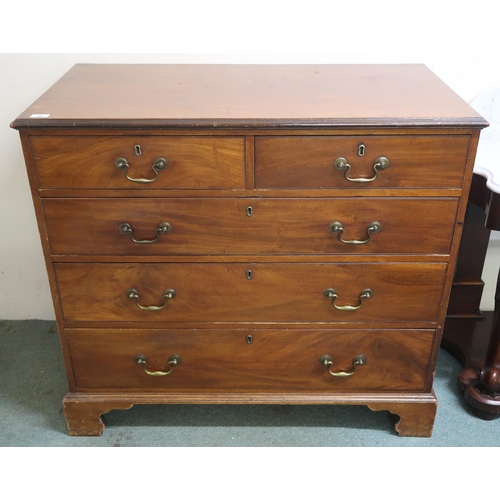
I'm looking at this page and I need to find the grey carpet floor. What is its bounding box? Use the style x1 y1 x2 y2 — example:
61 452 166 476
1 319 499 446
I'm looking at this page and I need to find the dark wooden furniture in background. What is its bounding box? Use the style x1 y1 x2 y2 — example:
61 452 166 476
11 64 487 436
443 173 500 418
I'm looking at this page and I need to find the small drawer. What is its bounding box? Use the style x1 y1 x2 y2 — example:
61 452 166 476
67 327 434 391
43 197 458 256
255 135 470 189
55 262 447 323
30 135 245 189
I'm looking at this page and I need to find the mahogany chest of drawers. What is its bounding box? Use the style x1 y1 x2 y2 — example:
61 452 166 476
11 64 487 436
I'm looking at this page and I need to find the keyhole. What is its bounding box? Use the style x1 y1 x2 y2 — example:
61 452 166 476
357 143 365 157
134 145 142 156
246 335 253 344
246 270 253 280
246 206 253 217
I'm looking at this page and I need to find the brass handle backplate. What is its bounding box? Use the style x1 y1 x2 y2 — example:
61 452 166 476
119 222 172 244
126 288 176 311
115 156 167 183
319 354 367 377
324 288 373 311
334 156 389 183
134 354 182 376
329 221 381 245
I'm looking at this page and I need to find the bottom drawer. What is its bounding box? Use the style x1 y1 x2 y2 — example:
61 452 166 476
68 328 435 392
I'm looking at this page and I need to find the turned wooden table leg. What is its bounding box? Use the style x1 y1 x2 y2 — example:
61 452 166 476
442 196 490 390
442 176 491 378
464 267 500 419
443 174 500 418
63 396 134 436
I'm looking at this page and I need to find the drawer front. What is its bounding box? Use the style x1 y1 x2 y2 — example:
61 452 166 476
30 136 245 189
55 263 447 323
255 135 469 189
43 197 458 256
67 327 434 391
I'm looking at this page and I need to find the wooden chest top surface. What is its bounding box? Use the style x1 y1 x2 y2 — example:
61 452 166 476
11 64 487 129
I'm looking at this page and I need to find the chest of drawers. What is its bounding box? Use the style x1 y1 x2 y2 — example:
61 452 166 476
12 64 487 436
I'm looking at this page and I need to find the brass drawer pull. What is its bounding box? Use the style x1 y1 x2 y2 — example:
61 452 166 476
115 156 167 183
329 221 381 245
126 288 176 311
324 288 373 310
334 156 389 183
319 354 367 377
134 354 182 376
119 222 172 244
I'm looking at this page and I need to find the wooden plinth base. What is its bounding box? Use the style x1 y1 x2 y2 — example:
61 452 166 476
63 392 437 437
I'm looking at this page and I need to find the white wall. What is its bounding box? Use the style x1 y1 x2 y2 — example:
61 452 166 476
2 8 500 319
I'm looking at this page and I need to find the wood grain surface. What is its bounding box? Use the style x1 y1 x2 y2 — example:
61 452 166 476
54 262 447 323
255 135 470 188
42 197 459 256
11 64 486 128
67 327 434 391
30 135 245 189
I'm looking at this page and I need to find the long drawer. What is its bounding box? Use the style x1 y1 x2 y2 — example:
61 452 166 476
255 135 470 188
43 197 458 256
67 327 434 391
30 136 246 189
55 262 447 323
